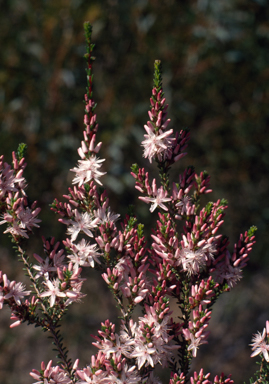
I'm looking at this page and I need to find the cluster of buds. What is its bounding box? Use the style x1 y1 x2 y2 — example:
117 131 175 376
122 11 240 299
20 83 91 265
0 22 266 384
169 370 233 384
142 60 190 166
30 360 76 384
182 306 211 357
0 149 41 240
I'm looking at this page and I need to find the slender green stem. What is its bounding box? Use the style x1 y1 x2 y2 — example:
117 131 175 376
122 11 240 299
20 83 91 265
16 242 73 375
16 243 48 315
252 357 269 384
179 281 192 379
49 324 74 377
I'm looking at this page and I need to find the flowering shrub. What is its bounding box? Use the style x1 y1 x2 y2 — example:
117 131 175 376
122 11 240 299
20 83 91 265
0 22 267 383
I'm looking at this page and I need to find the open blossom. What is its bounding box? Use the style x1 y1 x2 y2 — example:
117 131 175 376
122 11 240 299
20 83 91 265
139 186 171 212
30 361 72 384
4 281 31 305
39 279 66 307
177 247 207 276
176 195 192 216
98 333 133 359
187 334 205 357
250 326 269 362
175 237 216 276
65 282 86 306
71 155 106 186
66 210 99 242
139 305 171 343
127 309 179 370
182 329 208 358
0 206 41 239
33 256 56 280
142 124 174 163
16 206 41 230
76 367 109 384
94 206 120 224
0 163 26 198
68 239 102 270
217 263 243 288
2 221 29 238
110 364 141 384
131 341 156 369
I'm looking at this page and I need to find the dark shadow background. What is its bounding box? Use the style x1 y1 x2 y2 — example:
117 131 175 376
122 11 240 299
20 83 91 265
0 0 269 382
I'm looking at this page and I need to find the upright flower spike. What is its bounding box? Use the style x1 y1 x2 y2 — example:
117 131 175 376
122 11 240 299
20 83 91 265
142 60 175 165
83 22 99 139
84 22 97 131
71 22 106 187
141 60 189 170
139 185 171 212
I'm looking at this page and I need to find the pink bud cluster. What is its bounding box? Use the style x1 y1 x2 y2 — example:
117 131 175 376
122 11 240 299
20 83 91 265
169 370 233 384
31 236 86 308
0 153 41 240
190 369 233 384
142 85 190 165
30 360 75 384
182 306 211 357
69 56 106 189
0 271 40 328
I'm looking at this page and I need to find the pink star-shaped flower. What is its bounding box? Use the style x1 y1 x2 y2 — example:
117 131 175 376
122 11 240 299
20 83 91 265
139 186 171 212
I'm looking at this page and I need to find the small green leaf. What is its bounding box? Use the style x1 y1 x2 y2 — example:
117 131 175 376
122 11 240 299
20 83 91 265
248 225 257 237
130 163 139 174
16 143 27 161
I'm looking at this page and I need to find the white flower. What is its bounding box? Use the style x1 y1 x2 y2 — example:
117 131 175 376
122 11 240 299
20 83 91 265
39 279 66 307
94 207 120 224
176 239 216 276
68 239 102 270
250 328 269 362
139 187 171 212
2 222 29 238
4 281 31 305
30 363 72 384
220 264 243 288
76 367 109 383
107 364 141 384
176 195 192 215
16 206 41 230
71 155 106 186
66 210 99 242
65 282 86 306
131 342 156 369
187 334 204 357
33 257 56 280
142 125 174 163
139 307 171 343
102 334 133 359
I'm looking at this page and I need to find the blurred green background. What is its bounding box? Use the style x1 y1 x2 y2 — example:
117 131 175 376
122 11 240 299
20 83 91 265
0 0 269 382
